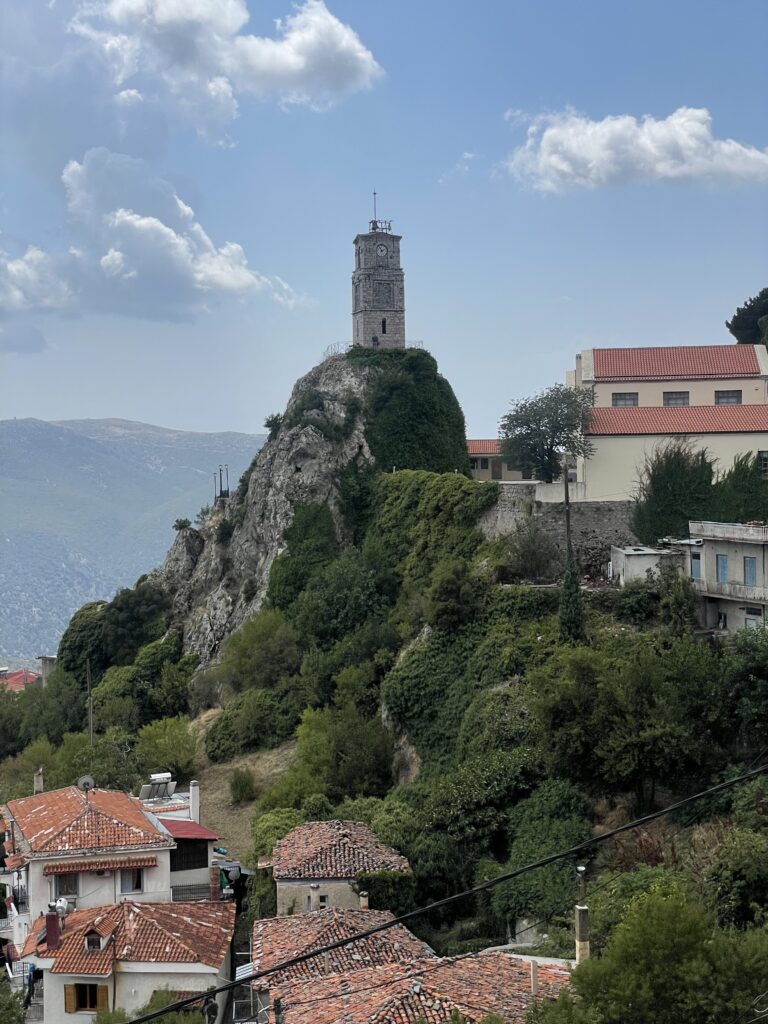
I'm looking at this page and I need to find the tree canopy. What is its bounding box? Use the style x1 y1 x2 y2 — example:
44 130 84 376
500 384 594 483
726 286 768 345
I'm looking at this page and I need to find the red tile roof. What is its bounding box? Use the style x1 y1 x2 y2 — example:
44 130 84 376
467 440 501 456
21 901 235 975
272 952 571 1024
592 345 761 381
251 909 433 988
587 405 768 436
2 670 41 693
272 821 410 880
42 856 158 875
158 818 221 841
5 786 172 859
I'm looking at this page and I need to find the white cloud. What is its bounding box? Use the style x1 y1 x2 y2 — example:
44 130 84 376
0 147 300 324
505 106 768 192
438 151 478 184
0 247 73 312
70 0 382 135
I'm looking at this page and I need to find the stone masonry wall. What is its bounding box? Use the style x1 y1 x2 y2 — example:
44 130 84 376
479 483 638 576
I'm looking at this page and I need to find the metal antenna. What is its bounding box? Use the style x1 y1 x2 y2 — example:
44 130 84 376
373 190 377 223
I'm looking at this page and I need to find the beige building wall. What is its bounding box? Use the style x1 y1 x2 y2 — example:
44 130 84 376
276 878 359 915
578 431 768 501
591 376 768 408
469 456 524 482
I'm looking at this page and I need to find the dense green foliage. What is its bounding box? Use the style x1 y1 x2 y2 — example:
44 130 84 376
0 978 24 1024
632 441 768 543
559 555 584 643
94 988 206 1024
346 347 471 474
726 285 768 344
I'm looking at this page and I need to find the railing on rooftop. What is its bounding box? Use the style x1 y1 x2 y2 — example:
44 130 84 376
689 521 768 544
171 883 211 902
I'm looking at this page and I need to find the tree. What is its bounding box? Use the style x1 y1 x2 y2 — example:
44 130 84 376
500 384 594 485
264 412 283 439
559 554 585 643
220 608 301 691
172 518 191 531
0 978 24 1024
134 717 198 781
101 583 169 667
726 286 768 344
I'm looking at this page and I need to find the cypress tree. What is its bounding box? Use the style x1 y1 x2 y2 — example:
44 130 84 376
559 553 585 643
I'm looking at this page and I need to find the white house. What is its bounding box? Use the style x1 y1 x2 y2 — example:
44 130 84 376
20 899 235 1024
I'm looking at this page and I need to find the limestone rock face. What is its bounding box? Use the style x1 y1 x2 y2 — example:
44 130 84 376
149 355 375 664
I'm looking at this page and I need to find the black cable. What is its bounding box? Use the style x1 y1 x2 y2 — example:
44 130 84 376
125 762 768 1024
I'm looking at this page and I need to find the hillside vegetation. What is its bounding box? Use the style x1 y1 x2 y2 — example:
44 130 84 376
3 349 768 1021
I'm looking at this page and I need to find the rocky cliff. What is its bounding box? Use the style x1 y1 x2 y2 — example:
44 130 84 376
149 348 470 663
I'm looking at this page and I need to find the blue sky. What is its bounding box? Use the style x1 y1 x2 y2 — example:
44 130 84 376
1 0 767 436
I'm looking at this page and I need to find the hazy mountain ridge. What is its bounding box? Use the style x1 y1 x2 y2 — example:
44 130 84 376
0 418 264 660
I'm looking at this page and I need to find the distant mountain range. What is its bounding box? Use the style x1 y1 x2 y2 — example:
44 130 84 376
0 418 264 662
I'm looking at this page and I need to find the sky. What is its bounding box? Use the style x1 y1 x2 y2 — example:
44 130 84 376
1 0 767 437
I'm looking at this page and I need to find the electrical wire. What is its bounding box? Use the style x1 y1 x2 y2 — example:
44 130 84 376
125 762 768 1024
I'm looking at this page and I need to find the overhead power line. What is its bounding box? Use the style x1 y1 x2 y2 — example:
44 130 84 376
126 762 768 1024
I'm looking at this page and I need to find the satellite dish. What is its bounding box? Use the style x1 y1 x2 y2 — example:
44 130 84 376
77 775 95 792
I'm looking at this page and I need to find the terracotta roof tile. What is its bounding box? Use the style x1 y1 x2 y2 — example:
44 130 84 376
2 670 41 693
587 404 768 436
592 345 761 381
21 901 235 975
273 953 571 1024
5 786 171 857
158 818 221 841
467 440 501 456
272 821 410 880
251 909 433 987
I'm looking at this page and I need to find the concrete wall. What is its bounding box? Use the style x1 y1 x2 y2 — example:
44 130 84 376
591 376 768 407
276 879 359 916
578 432 768 502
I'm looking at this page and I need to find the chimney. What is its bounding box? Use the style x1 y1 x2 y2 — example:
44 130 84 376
45 910 60 951
359 890 369 912
575 904 590 963
34 767 44 794
189 780 200 824
209 865 221 901
530 960 539 995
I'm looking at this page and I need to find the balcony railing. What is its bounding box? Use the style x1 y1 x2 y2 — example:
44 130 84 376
171 883 212 902
689 521 768 544
692 579 768 603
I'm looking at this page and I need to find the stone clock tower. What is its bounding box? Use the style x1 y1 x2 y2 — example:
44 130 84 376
352 215 405 349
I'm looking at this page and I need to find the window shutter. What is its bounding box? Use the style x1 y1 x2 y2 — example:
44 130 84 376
97 985 109 1011
64 985 76 1013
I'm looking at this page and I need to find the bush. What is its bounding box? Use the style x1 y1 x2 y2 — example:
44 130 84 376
134 717 198 781
242 578 258 602
264 412 283 439
356 869 416 917
205 688 292 762
215 518 235 545
230 766 257 804
267 504 339 610
220 608 301 691
101 583 169 667
502 518 559 582
173 518 191 531
425 557 482 632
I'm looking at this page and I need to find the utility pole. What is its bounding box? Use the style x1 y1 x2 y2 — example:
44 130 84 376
86 658 94 748
575 864 590 963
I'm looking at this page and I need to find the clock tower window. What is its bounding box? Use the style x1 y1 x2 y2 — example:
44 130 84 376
381 318 387 335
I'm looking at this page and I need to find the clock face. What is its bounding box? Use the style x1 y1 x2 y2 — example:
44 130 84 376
376 243 388 257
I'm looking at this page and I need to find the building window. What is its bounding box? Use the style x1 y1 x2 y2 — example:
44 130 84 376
716 554 728 583
469 459 477 470
691 552 701 580
663 391 689 406
611 392 639 407
759 451 768 480
480 458 489 470
65 983 107 1012
55 874 78 901
85 931 101 951
744 556 757 587
715 389 742 405
717 612 728 630
119 868 143 894
318 895 328 908
170 840 209 872
381 318 387 335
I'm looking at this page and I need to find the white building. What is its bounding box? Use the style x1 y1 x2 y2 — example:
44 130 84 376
686 520 768 631
20 899 235 1024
